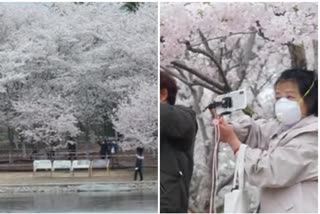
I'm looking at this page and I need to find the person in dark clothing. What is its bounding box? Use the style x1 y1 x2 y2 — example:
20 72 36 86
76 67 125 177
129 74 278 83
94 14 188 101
67 137 77 160
31 149 38 160
97 138 107 159
160 71 198 213
134 143 144 181
106 139 112 167
47 147 55 160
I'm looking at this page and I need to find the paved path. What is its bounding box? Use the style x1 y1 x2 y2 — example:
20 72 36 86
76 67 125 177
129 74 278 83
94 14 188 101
0 168 157 186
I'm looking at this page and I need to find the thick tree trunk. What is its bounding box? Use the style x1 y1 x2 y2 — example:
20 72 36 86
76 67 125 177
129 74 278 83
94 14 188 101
190 87 209 143
103 116 108 136
21 141 27 158
83 120 91 159
85 129 90 159
313 40 318 72
288 43 307 69
7 127 14 164
154 149 157 158
188 86 214 212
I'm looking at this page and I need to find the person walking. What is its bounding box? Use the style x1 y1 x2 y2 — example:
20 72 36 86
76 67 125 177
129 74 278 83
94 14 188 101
134 143 144 181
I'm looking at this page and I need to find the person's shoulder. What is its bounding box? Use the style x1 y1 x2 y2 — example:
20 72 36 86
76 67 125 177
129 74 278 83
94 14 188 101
285 131 317 150
161 103 193 110
175 104 192 110
281 115 318 146
173 104 195 114
304 115 318 128
293 115 318 133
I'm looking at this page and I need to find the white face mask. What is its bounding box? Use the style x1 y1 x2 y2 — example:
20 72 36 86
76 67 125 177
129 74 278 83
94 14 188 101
275 97 302 126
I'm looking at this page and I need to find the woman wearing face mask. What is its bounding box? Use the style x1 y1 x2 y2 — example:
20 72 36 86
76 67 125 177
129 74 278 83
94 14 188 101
217 69 318 213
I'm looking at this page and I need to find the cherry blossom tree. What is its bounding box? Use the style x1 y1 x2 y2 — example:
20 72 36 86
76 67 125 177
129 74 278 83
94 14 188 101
112 79 157 150
0 3 158 156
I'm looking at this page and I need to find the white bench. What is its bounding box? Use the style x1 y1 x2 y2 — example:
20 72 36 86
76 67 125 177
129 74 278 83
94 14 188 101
92 159 109 168
33 160 52 176
33 159 110 177
71 160 91 176
52 160 72 172
91 159 110 176
72 160 91 170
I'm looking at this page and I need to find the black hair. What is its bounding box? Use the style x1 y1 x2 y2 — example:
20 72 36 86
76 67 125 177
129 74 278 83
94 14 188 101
160 71 178 105
275 68 318 116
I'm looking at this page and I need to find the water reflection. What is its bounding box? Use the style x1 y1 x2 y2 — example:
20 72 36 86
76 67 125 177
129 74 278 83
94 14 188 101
0 192 157 213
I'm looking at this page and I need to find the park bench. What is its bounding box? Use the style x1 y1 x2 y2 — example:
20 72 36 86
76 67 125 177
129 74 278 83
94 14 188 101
33 160 94 177
71 159 91 176
91 159 110 175
52 160 72 175
32 155 131 177
33 160 52 176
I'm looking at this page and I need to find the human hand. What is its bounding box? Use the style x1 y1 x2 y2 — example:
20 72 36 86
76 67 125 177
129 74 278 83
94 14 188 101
209 108 219 119
217 117 241 152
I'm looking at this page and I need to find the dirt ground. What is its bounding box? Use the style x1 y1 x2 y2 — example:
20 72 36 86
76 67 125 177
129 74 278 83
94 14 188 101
0 168 157 185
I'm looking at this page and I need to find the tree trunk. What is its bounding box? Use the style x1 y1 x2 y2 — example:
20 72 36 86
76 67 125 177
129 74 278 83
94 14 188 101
190 87 209 143
14 140 19 150
313 40 318 72
81 119 91 159
188 86 214 212
288 43 307 69
115 131 118 140
21 141 27 158
103 116 108 137
152 148 157 158
20 136 27 158
7 127 14 164
85 128 90 159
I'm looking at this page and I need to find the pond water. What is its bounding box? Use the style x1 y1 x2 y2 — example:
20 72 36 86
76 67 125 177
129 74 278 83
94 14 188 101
0 192 157 213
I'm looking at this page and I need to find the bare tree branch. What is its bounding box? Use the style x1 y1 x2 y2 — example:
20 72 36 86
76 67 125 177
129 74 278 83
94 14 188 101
225 64 240 73
257 72 274 92
160 66 192 87
219 47 223 66
162 65 223 94
180 41 231 91
198 29 215 57
172 66 188 80
192 79 223 94
255 20 275 42
198 29 233 91
190 31 256 47
192 37 231 91
171 61 225 93
234 69 246 90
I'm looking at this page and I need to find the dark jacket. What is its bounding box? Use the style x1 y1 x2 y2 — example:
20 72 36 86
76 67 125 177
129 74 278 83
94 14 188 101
135 146 144 168
98 140 108 159
160 103 197 213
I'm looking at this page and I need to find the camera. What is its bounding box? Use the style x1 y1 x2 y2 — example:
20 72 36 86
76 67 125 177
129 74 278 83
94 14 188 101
204 89 247 116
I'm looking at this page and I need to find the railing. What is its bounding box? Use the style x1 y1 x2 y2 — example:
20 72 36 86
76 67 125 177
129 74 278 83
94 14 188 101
0 151 157 174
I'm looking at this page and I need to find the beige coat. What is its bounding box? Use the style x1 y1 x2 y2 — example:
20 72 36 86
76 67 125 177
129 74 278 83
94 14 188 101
232 115 318 213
